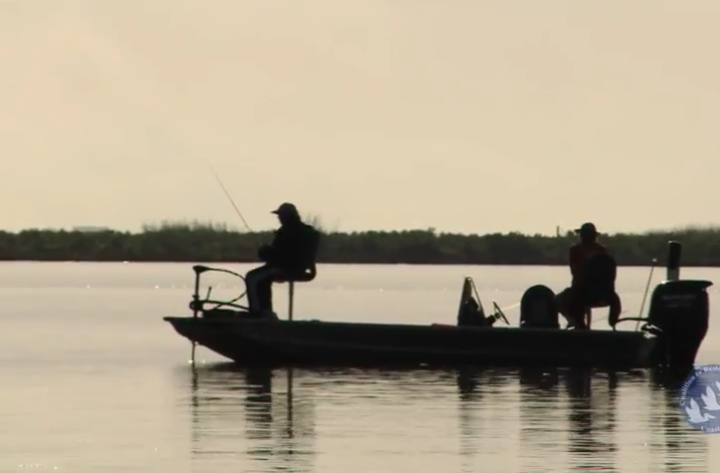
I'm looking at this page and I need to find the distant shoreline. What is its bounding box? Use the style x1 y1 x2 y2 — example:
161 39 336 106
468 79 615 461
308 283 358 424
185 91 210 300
1 221 718 267
1 260 715 268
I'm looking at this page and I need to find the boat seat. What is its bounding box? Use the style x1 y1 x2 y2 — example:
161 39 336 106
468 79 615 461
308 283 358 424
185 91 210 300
275 265 317 320
272 228 321 320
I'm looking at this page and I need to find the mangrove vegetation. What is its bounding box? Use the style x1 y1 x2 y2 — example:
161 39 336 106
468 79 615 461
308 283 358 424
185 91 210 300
0 220 719 266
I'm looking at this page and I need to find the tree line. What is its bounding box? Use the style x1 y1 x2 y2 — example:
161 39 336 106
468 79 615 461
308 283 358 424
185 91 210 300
0 220 718 266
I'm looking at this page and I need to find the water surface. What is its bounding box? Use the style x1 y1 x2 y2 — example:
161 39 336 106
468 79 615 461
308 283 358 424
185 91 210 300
1 262 719 472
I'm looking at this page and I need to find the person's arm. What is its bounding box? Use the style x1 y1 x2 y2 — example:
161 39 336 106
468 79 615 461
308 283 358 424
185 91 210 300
261 225 318 268
266 228 293 265
569 245 581 279
258 230 282 262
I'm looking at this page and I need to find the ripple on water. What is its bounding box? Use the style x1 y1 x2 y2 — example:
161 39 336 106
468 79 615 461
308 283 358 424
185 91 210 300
5 263 720 472
175 365 717 473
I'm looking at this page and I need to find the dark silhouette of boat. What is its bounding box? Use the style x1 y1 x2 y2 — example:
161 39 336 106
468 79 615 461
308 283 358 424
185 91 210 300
164 241 711 371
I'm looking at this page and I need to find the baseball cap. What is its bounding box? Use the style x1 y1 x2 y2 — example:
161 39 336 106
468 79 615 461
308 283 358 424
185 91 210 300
271 202 299 216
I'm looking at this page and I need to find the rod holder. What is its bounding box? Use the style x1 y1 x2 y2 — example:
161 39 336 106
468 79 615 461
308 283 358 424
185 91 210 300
191 266 205 318
666 240 682 281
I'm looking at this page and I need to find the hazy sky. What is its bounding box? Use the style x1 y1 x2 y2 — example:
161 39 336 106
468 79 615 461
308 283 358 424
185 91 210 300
2 1 719 234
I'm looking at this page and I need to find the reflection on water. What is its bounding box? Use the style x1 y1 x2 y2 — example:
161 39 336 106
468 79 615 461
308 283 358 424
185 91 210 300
4 263 720 472
649 371 709 473
516 367 563 473
184 365 710 473
190 365 315 472
564 368 618 471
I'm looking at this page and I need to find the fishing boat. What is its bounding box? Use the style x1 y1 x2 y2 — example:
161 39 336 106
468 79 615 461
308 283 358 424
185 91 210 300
164 241 712 371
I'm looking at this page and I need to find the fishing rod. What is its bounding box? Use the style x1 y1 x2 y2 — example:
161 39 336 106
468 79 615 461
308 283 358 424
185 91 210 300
634 258 658 331
201 156 254 234
190 157 260 364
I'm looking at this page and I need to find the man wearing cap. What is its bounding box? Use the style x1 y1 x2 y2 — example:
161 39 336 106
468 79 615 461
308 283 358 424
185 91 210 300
556 222 614 329
569 223 606 285
245 202 320 318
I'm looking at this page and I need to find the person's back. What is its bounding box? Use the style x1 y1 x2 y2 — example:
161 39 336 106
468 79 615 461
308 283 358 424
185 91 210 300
577 250 617 304
269 220 320 275
569 240 607 287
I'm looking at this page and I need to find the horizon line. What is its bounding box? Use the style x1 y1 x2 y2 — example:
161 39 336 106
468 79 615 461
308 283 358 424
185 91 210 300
1 219 719 237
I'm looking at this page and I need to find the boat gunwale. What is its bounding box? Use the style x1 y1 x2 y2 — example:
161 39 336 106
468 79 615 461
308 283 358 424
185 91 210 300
162 315 653 339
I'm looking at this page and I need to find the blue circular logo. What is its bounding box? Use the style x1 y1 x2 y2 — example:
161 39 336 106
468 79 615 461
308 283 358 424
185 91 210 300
680 365 720 433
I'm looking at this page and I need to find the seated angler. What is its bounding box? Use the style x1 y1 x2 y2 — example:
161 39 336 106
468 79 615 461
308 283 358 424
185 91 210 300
245 202 320 319
555 222 621 329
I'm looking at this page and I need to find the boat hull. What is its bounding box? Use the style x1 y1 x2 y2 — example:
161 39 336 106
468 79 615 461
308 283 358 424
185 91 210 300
163 316 658 368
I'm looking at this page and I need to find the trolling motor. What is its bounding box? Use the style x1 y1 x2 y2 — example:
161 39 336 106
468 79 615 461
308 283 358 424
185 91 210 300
189 264 250 318
644 241 713 371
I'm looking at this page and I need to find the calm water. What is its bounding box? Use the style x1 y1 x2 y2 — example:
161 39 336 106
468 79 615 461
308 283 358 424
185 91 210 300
2 262 720 472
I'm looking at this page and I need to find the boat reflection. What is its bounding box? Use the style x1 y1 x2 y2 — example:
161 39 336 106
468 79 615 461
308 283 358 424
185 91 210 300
563 368 619 471
185 364 710 473
455 367 515 473
189 364 316 472
456 367 709 473
518 367 564 472
649 371 709 473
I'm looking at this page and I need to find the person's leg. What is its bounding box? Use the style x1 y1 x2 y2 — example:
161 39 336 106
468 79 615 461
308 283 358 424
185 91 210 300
245 265 283 314
567 287 588 329
555 287 573 326
257 276 273 311
245 266 264 313
608 291 622 328
556 287 587 329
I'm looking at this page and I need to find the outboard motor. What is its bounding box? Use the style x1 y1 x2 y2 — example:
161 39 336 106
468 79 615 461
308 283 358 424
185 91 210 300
647 241 713 370
520 285 560 329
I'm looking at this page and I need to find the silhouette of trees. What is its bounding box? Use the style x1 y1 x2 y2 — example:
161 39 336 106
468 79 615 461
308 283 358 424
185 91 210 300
0 220 719 266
